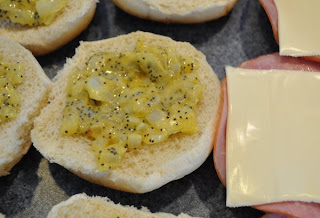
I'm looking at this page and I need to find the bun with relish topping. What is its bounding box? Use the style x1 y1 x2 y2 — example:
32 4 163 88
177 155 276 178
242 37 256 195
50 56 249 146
31 31 221 193
0 36 51 176
0 0 97 56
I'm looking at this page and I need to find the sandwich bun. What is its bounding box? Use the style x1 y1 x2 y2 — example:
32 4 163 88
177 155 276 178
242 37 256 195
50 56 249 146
0 36 51 176
47 193 194 218
112 0 237 23
0 0 97 56
31 31 221 193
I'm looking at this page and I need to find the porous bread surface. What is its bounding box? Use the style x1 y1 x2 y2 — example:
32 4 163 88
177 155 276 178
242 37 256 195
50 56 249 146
47 193 194 218
112 0 237 23
0 0 97 56
31 31 221 193
0 36 51 176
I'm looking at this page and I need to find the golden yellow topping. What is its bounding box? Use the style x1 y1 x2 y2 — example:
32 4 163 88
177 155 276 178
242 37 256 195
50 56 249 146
0 0 67 26
0 57 23 124
61 40 203 170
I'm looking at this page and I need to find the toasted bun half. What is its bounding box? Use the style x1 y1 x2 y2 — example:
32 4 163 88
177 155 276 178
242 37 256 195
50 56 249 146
0 36 51 176
112 0 237 23
31 31 221 193
47 193 194 218
0 0 97 56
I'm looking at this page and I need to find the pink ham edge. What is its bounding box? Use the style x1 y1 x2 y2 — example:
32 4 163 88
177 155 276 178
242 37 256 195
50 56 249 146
213 53 320 217
261 213 291 218
259 0 320 63
213 78 227 186
259 0 279 44
239 53 320 71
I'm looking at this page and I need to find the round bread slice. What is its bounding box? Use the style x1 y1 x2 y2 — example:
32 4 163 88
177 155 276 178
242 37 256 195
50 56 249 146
31 31 221 193
0 0 97 56
47 193 194 218
0 36 51 176
112 0 237 23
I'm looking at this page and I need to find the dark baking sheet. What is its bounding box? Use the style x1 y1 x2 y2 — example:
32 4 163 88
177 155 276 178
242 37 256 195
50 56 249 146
0 0 278 217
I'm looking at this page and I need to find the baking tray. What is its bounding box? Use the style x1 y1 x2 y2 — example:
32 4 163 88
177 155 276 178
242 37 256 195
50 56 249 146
0 0 278 217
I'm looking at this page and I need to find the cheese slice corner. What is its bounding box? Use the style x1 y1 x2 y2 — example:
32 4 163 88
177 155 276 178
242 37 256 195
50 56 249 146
275 0 320 57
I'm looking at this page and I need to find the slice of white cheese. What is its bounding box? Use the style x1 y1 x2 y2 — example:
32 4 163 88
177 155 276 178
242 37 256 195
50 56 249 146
275 0 320 57
226 66 320 207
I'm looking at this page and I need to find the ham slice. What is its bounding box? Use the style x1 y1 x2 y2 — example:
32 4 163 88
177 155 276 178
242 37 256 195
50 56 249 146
213 53 320 217
259 0 320 62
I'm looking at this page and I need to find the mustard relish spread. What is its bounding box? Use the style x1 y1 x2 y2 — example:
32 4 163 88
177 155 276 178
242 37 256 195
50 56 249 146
61 40 203 170
0 57 23 124
0 0 67 26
